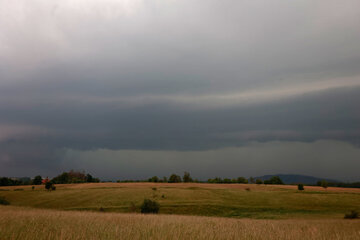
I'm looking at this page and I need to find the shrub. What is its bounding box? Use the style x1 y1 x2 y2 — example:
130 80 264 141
344 210 359 219
51 186 56 191
298 184 304 191
99 207 105 212
141 199 160 214
32 186 35 190
0 196 10 205
45 182 53 191
256 179 263 184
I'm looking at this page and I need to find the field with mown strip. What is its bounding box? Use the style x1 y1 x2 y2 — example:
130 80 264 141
1 183 359 219
0 206 359 240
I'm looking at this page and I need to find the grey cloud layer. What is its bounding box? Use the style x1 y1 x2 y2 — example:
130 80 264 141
0 0 359 179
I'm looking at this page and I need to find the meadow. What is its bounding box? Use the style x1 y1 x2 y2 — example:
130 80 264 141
1 183 360 219
0 183 359 239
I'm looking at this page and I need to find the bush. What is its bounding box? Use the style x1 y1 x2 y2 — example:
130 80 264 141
140 199 160 214
298 184 304 191
51 186 56 191
256 179 263 184
0 196 10 205
45 182 53 191
344 210 359 219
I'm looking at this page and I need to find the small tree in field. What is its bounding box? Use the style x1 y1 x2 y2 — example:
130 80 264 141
321 180 328 189
297 184 304 191
140 199 160 214
168 174 182 183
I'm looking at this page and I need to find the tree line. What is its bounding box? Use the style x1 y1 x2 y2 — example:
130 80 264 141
2 171 360 188
118 173 285 185
0 170 99 186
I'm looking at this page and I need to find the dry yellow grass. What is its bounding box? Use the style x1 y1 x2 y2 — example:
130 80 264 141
0 206 359 240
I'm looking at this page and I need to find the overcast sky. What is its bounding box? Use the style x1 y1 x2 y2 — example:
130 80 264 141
1 0 360 181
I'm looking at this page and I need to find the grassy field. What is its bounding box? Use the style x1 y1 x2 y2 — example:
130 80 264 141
1 183 360 219
1 206 359 240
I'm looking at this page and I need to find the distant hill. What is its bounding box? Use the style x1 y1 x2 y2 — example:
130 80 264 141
254 174 340 185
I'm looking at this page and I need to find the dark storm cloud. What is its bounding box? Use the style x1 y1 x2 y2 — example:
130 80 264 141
62 140 360 182
1 86 359 172
0 0 359 179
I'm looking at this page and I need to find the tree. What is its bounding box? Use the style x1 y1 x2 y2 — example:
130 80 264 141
86 174 93 182
183 172 193 183
148 176 159 182
256 179 263 184
33 176 42 185
51 170 98 184
52 172 69 184
223 178 232 184
321 180 328 189
264 176 284 185
249 177 255 184
168 174 182 183
237 177 248 184
297 184 304 191
68 170 86 183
